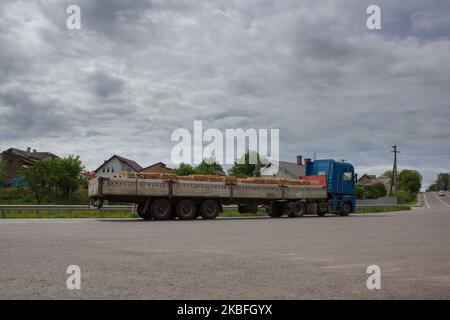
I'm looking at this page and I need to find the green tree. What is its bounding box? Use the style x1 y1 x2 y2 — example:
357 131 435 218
371 183 387 198
355 185 365 199
398 170 422 194
397 189 416 204
436 173 449 191
363 183 387 199
228 151 268 178
427 173 449 191
383 170 393 179
19 161 52 204
50 156 84 197
19 156 84 203
172 163 196 176
0 161 8 187
195 158 225 176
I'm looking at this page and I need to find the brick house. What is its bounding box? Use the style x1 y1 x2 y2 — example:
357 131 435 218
357 174 391 190
0 147 58 182
140 162 173 174
357 174 377 185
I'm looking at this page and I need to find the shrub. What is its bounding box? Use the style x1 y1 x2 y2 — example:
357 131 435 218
397 190 416 204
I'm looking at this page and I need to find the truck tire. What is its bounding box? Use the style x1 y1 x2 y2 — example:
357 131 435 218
150 199 172 220
137 202 151 220
309 203 319 215
288 201 305 217
176 199 197 220
268 203 283 217
341 202 352 216
199 200 220 219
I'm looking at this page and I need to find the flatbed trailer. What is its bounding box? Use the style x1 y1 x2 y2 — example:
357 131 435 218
88 159 356 220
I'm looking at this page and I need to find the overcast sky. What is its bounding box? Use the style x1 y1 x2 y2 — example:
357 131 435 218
1 0 449 188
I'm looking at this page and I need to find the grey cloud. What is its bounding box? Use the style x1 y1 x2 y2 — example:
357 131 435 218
86 71 125 98
0 0 449 189
0 90 73 139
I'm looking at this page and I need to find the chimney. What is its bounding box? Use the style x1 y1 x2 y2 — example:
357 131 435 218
296 155 302 165
33 149 37 153
304 158 311 165
26 147 31 153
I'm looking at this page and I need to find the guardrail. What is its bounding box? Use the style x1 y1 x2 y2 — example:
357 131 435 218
0 205 135 218
0 205 133 211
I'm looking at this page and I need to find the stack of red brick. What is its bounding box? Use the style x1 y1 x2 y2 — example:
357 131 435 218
118 172 319 185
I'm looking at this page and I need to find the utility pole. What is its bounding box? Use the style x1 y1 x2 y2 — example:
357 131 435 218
389 145 400 197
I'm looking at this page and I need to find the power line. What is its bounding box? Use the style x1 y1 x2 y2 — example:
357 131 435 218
400 152 450 156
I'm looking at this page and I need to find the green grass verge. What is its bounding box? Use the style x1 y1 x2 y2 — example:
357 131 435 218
220 210 267 217
356 206 411 214
0 207 412 219
0 210 138 219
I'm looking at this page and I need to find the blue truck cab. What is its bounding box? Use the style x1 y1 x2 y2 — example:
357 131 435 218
306 159 356 215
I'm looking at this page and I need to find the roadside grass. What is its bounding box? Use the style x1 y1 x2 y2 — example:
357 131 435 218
355 206 411 214
0 210 138 219
220 210 267 217
0 206 412 219
401 197 419 206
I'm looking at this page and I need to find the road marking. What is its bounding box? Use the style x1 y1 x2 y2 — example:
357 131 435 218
432 192 450 208
423 192 430 209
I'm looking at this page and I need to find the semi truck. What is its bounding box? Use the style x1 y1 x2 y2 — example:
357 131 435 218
88 159 356 220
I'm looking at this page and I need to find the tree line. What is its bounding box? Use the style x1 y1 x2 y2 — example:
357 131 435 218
173 151 267 178
356 169 422 204
427 173 449 191
1 151 266 204
15 156 85 204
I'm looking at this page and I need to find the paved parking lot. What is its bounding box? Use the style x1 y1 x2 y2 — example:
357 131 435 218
1 192 449 299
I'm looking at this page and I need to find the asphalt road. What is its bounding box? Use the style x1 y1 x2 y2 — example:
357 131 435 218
1 192 449 299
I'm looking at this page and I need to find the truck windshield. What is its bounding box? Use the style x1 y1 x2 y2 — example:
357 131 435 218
343 169 353 181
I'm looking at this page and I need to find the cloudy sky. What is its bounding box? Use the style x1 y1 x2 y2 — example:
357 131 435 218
1 0 449 188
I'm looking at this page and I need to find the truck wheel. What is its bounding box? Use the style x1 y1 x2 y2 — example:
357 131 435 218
288 201 305 217
150 199 172 220
199 200 220 219
176 199 197 220
268 203 282 217
341 202 352 216
317 211 326 217
137 202 151 220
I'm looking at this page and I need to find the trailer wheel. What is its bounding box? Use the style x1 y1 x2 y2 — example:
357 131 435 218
199 200 220 219
288 201 305 218
309 203 319 215
268 203 283 217
341 202 352 216
137 202 151 220
150 199 172 220
176 199 197 220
